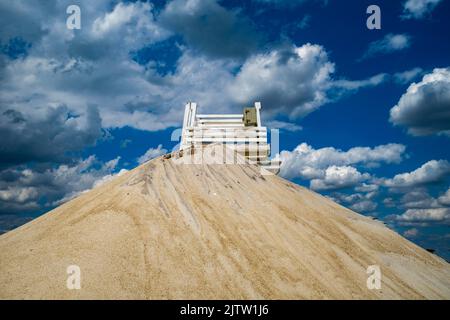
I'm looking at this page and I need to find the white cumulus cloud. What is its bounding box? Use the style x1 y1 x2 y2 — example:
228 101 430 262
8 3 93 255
393 67 424 84
229 43 335 119
395 208 450 222
0 155 124 211
389 67 450 136
360 34 412 60
310 165 370 191
438 188 450 206
279 142 406 180
401 0 443 19
137 144 168 164
403 228 419 237
383 160 450 189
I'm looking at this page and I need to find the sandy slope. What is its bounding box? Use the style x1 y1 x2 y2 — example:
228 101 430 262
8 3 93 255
0 147 449 299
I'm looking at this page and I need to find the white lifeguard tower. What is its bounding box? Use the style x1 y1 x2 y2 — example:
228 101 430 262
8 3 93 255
180 102 281 174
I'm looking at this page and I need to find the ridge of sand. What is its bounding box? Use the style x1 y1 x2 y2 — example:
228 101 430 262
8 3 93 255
0 147 449 299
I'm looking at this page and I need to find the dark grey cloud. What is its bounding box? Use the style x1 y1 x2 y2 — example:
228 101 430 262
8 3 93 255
0 105 102 167
160 0 260 60
252 0 325 6
0 214 34 234
0 155 123 215
0 0 53 44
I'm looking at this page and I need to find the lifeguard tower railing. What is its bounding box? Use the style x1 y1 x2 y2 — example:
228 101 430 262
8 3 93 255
180 102 280 174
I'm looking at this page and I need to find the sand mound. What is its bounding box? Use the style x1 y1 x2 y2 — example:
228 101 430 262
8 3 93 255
1 147 449 299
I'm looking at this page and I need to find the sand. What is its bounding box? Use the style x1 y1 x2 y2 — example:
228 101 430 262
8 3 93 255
0 146 449 299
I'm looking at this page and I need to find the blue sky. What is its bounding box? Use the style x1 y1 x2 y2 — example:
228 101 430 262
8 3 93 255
0 0 449 259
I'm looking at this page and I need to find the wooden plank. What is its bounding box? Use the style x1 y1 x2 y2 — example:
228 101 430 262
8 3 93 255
186 126 267 130
246 155 270 161
193 124 266 127
187 135 268 141
186 137 267 143
190 143 270 151
186 127 267 133
196 114 243 118
198 119 244 123
185 131 267 138
197 124 246 128
189 103 197 128
225 144 270 152
256 160 282 166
